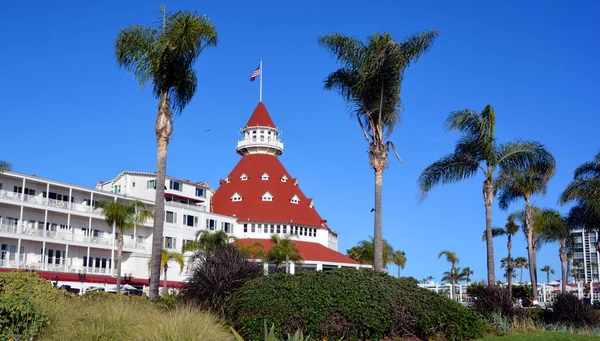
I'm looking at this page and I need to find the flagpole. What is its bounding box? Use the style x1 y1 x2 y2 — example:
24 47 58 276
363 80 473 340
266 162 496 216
259 58 263 102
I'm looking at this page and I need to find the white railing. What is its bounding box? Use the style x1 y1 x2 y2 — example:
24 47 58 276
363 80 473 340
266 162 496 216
236 139 284 151
0 190 104 215
166 201 207 212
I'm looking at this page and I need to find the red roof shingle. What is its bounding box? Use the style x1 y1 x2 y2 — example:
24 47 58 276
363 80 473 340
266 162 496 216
212 154 329 229
244 102 276 128
236 238 359 264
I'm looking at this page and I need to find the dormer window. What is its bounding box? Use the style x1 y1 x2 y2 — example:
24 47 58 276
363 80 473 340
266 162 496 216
280 175 288 183
290 195 300 204
308 199 314 209
293 179 298 186
261 173 270 180
262 191 273 201
224 176 231 184
231 192 242 202
240 173 248 181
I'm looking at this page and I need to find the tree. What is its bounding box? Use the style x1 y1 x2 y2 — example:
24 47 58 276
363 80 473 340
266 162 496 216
182 230 235 260
345 237 394 266
438 250 459 300
442 267 466 284
572 260 582 283
461 267 474 284
418 105 553 285
115 6 217 300
265 234 303 273
392 250 407 278
0 161 10 173
541 265 555 284
491 216 520 298
537 208 573 294
501 256 517 281
148 249 184 293
319 31 439 271
95 200 152 294
514 256 529 283
495 152 556 302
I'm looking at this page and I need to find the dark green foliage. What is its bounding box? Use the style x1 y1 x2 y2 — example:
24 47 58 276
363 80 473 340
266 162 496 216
232 269 485 341
467 283 517 319
184 244 263 316
553 294 599 327
0 271 62 340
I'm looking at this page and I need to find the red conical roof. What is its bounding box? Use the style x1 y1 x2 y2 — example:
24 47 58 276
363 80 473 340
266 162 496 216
244 102 276 128
212 154 329 229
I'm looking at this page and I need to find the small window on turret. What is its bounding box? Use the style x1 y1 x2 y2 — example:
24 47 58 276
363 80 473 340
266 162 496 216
231 192 242 201
240 173 248 181
290 195 300 204
281 175 288 182
261 173 269 180
262 191 273 201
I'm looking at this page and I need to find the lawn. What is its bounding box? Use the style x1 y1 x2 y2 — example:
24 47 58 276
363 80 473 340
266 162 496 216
479 332 600 340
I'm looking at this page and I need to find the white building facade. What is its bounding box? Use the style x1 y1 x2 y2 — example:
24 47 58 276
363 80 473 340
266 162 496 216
571 228 599 283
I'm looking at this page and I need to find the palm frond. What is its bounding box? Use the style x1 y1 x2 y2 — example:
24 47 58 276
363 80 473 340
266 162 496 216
0 160 11 172
318 33 365 67
115 25 156 87
418 152 479 200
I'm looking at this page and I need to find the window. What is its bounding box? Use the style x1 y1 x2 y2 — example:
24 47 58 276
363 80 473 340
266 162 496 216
257 224 262 233
182 239 194 251
132 182 135 188
261 173 269 180
281 175 288 182
240 173 248 181
231 192 242 201
147 179 156 189
295 226 299 235
290 195 299 204
59 224 71 230
251 224 256 233
113 185 121 193
224 177 231 184
223 222 232 233
283 225 287 234
276 225 281 234
243 224 248 233
165 211 177 224
270 225 275 234
195 187 206 198
164 236 177 250
262 191 273 201
183 214 198 227
207 219 217 230
169 181 182 191
25 188 35 196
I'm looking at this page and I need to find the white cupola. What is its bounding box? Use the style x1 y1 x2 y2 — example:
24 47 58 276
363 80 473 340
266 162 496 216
236 102 284 156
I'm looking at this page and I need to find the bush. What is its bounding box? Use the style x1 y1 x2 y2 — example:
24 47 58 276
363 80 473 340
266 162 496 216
232 268 485 341
553 294 599 327
184 244 264 316
467 283 517 319
0 271 63 340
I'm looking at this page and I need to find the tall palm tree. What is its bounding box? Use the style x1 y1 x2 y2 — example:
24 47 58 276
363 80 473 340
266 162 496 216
95 200 152 294
319 31 439 271
560 152 600 207
537 208 573 294
438 250 459 300
392 250 407 278
541 265 555 284
265 234 303 274
495 155 556 302
115 7 217 300
346 237 394 266
148 249 184 293
514 256 529 283
491 216 520 298
0 161 10 173
461 267 474 284
418 105 553 285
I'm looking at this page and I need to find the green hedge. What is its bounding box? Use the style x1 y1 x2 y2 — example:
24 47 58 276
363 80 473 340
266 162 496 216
0 271 62 340
232 268 485 340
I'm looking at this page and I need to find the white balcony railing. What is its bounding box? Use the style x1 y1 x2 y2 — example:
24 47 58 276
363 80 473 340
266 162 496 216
236 138 284 151
166 200 206 212
0 190 104 215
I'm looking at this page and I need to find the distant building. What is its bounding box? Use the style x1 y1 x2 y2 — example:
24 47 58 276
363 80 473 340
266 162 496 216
570 228 599 283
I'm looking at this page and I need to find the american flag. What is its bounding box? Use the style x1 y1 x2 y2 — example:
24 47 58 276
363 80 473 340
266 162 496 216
250 64 261 81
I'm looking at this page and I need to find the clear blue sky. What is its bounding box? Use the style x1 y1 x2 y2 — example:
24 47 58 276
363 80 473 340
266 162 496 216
2 1 599 283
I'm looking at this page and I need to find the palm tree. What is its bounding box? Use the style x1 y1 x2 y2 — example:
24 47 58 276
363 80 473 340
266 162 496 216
392 250 407 278
495 154 556 302
514 256 529 283
560 152 600 207
182 230 233 253
346 237 394 266
0 161 10 172
319 31 439 271
442 267 467 285
572 260 582 283
418 105 553 285
461 267 474 284
265 234 303 273
537 208 573 294
438 250 459 300
95 200 152 294
541 265 555 284
115 7 217 300
148 249 184 293
491 216 520 298
501 256 516 282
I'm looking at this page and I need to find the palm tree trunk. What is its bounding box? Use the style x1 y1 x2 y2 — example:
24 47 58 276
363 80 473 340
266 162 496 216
373 167 384 272
116 232 124 294
560 238 567 294
483 178 495 285
149 93 172 300
163 264 168 293
285 255 290 274
507 237 513 299
520 267 523 283
398 266 400 279
524 200 538 301
547 271 550 284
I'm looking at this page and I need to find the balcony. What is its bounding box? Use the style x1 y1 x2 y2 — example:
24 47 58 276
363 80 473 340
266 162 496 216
0 189 104 215
166 200 207 212
236 138 284 153
0 223 150 251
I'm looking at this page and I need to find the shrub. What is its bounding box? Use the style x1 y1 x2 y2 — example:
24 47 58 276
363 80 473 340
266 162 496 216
467 283 516 319
232 268 485 341
0 271 63 340
553 293 599 327
184 244 264 316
